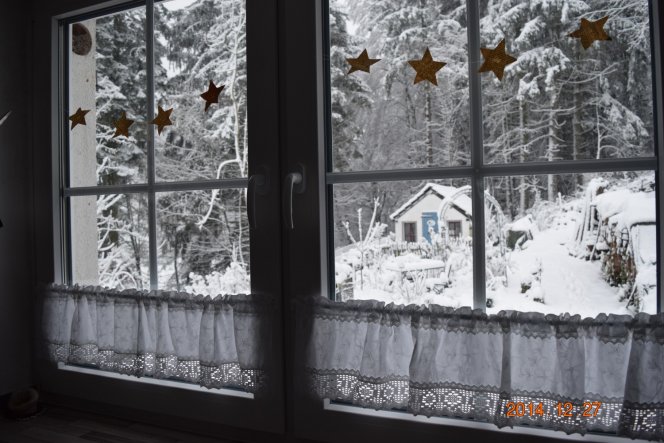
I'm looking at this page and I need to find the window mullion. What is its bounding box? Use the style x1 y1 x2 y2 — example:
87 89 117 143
650 0 664 313
466 0 486 311
146 0 158 290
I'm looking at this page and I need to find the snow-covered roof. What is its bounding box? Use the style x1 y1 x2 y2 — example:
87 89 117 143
389 183 473 221
594 190 655 229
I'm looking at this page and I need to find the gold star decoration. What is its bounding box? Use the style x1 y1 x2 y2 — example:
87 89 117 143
408 48 446 86
200 80 225 112
479 39 517 81
69 107 90 129
112 111 134 138
151 106 173 135
346 49 381 74
569 16 611 50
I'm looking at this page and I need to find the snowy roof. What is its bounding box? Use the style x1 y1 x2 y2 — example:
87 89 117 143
594 190 655 229
389 183 473 221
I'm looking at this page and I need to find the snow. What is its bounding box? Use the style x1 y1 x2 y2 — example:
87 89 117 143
595 189 656 229
594 189 632 219
162 0 197 11
338 177 656 318
384 256 445 272
507 214 537 233
632 224 656 266
487 208 633 317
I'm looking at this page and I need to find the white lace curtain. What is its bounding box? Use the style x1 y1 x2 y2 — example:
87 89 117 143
42 284 268 392
305 298 664 440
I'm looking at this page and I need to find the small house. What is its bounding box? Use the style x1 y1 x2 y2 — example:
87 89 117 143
390 183 473 244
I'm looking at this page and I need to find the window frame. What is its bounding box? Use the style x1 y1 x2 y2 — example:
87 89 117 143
448 220 461 239
403 221 417 242
57 0 250 290
286 0 664 442
41 0 285 436
321 0 663 313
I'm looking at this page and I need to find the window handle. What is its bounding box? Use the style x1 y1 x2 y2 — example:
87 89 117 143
248 168 268 230
283 166 305 230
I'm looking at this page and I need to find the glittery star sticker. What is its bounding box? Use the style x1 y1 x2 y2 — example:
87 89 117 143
408 48 446 86
200 80 225 112
151 106 173 135
479 39 517 81
112 111 134 138
569 16 611 50
346 49 381 74
69 107 90 129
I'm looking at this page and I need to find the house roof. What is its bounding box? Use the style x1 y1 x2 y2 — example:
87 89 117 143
389 183 473 221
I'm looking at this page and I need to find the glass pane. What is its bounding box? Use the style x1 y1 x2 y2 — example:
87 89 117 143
484 171 656 316
156 188 250 295
154 0 248 182
69 194 149 290
332 179 473 307
480 0 654 164
329 0 469 172
68 9 148 187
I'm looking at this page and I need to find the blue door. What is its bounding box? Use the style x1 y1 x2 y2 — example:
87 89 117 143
421 212 439 243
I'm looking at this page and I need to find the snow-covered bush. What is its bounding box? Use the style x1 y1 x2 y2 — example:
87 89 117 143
185 261 250 297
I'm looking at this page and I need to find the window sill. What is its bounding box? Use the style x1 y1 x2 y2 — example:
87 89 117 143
57 363 254 399
324 400 647 443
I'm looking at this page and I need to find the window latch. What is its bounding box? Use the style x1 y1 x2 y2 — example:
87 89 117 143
283 165 305 230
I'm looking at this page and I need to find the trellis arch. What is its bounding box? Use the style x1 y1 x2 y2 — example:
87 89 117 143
437 185 507 256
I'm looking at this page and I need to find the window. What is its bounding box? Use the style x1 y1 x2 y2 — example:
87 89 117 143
43 0 663 441
287 0 664 440
447 221 461 239
51 0 283 434
326 0 659 316
403 222 416 242
63 0 251 294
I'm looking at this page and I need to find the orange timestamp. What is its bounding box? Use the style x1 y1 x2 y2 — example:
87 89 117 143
504 401 602 417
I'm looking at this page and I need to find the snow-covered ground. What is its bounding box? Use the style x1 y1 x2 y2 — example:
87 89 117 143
337 186 655 318
485 207 633 317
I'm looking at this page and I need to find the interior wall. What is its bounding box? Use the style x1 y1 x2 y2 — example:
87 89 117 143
0 2 33 395
28 0 134 393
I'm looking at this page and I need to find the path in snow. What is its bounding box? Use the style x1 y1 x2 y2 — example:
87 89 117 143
350 209 633 318
487 212 631 317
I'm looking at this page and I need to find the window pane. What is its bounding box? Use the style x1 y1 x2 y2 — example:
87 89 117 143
68 9 148 187
332 179 473 307
69 194 149 289
154 0 248 182
480 0 654 164
156 189 250 295
329 0 469 172
485 171 656 316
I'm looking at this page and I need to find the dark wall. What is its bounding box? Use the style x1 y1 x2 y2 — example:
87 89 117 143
0 2 33 395
26 0 110 395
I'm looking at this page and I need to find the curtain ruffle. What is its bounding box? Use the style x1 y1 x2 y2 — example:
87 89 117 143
42 284 270 393
305 297 664 440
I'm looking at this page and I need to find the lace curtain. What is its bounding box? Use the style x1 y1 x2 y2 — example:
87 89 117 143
42 284 268 392
305 297 664 440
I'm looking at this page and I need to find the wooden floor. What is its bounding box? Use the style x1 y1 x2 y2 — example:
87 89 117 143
0 405 239 443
